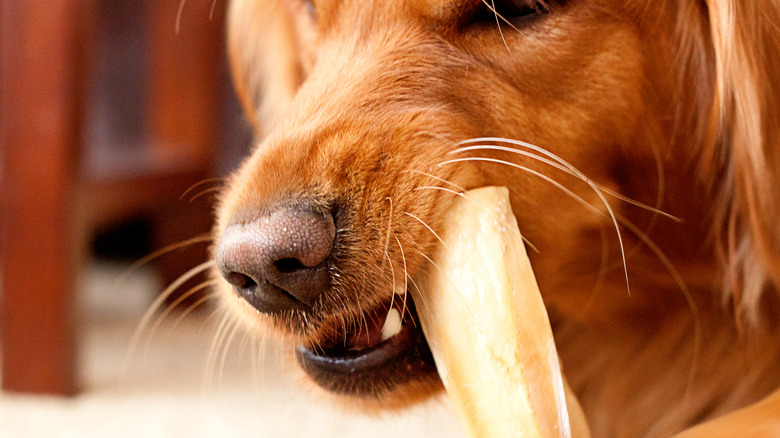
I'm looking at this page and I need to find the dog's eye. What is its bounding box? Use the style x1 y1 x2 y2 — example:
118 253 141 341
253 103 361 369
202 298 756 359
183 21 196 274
470 0 564 28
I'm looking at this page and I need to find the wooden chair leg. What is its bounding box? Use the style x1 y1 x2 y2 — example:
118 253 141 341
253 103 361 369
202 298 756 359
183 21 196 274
0 0 85 395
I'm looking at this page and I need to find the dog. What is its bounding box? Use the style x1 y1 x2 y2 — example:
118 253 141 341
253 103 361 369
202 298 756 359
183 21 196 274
211 0 780 436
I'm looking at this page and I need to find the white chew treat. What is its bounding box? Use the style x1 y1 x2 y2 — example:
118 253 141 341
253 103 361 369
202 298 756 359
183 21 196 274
412 186 590 438
381 307 403 341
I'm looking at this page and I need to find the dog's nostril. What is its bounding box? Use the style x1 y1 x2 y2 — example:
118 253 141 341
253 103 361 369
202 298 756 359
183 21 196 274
274 258 305 274
224 272 256 290
216 204 336 314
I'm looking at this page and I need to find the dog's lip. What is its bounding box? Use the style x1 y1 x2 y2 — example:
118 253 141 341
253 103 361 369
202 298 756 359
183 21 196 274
295 318 414 371
294 296 438 397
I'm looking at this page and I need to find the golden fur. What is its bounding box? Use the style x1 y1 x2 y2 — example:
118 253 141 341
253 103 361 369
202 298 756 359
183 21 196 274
215 0 780 436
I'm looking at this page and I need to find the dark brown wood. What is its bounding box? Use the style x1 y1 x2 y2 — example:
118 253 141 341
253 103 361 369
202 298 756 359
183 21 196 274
0 0 85 395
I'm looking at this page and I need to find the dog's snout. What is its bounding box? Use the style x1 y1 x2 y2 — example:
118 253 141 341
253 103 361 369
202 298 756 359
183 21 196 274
216 206 335 314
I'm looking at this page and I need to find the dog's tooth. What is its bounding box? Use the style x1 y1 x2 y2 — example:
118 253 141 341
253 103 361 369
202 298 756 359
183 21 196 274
381 308 402 341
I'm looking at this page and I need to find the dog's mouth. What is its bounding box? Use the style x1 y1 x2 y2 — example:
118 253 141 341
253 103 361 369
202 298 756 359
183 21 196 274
295 291 438 397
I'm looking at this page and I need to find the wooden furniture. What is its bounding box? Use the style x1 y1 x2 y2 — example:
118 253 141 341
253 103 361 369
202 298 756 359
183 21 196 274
1 0 226 395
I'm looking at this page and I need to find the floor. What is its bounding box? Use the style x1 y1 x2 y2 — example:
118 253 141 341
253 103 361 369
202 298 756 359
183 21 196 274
0 262 464 437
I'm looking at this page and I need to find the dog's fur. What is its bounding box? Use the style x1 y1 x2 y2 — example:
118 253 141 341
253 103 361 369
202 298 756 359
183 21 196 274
215 0 780 436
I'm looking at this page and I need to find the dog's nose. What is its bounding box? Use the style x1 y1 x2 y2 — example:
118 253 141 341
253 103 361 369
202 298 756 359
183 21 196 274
216 206 335 314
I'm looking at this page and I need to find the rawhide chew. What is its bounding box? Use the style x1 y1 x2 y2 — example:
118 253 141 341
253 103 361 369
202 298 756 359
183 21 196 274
412 186 590 438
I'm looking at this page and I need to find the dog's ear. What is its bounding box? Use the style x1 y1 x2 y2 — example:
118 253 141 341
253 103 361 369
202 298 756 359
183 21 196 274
227 0 303 137
704 0 780 324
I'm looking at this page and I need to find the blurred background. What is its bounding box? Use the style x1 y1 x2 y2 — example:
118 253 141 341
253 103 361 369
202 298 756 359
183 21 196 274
0 1 461 436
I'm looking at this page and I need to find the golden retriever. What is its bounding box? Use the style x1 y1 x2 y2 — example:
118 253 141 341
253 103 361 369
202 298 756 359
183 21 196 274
212 0 780 436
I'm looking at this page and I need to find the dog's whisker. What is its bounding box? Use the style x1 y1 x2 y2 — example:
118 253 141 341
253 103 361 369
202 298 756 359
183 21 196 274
236 328 252 370
189 186 225 203
202 295 233 329
113 234 212 288
406 169 468 193
409 250 478 338
147 279 217 349
462 140 637 294
413 185 540 254
340 302 350 347
405 276 424 328
354 293 370 345
249 334 259 386
395 236 410 323
326 291 352 347
209 0 218 20
413 248 473 317
257 335 271 387
482 0 522 33
218 320 243 389
179 177 226 201
413 185 461 195
439 157 603 215
249 334 264 388
123 260 216 379
651 139 667 221
204 310 233 391
217 318 244 390
571 226 612 322
213 318 234 390
382 196 395 269
171 291 221 330
385 250 398 323
484 0 515 53
175 0 187 35
404 212 449 251
616 216 702 401
299 311 310 334
615 141 671 264
208 309 234 388
169 291 220 334
366 308 382 334
454 139 681 222
454 144 577 178
439 154 631 295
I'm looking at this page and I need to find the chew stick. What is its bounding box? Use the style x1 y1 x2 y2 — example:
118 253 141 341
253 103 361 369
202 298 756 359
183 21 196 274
412 186 590 438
